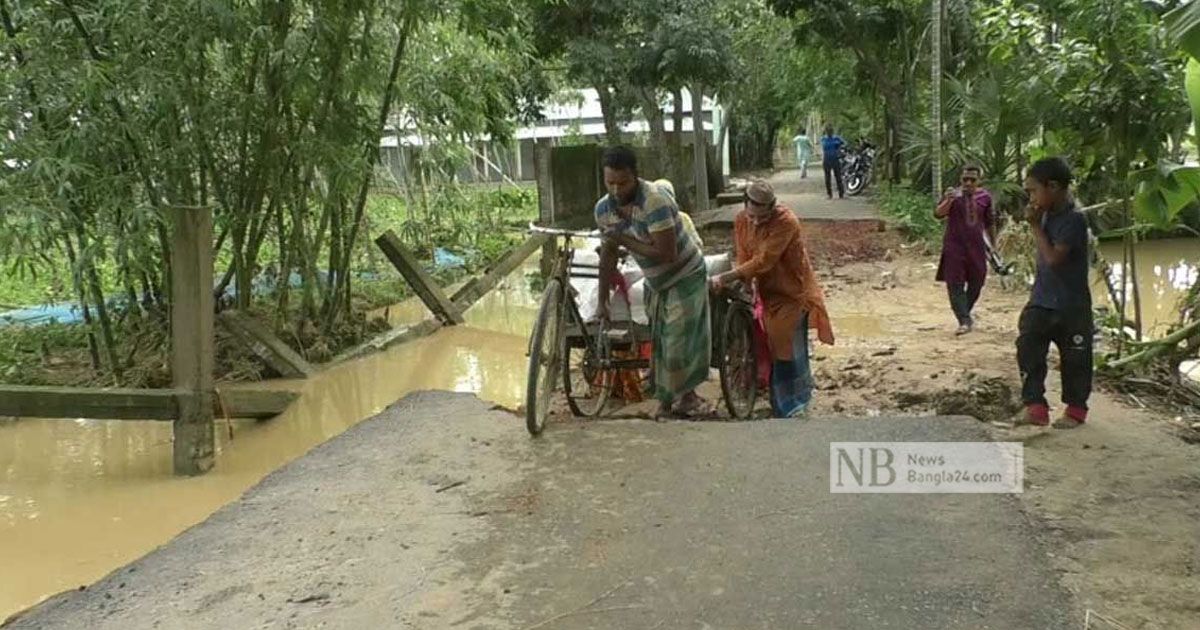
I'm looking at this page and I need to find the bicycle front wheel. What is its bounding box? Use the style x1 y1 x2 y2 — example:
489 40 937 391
525 279 564 435
719 301 759 420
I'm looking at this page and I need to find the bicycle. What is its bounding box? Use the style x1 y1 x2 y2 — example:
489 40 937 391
524 223 760 435
715 283 758 420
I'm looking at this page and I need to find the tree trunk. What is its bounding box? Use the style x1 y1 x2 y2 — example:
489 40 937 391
71 222 123 384
595 84 622 145
931 0 943 200
327 11 417 331
669 88 689 200
692 85 709 213
672 88 685 141
884 97 905 183
63 234 102 370
1129 230 1144 341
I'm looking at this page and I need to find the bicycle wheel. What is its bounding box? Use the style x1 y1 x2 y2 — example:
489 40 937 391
719 301 758 420
563 319 614 418
525 279 563 435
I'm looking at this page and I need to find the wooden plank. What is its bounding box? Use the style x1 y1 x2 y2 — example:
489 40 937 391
0 385 297 421
374 230 465 325
452 233 549 309
450 277 481 305
329 319 442 364
170 206 216 475
213 388 300 420
0 385 180 420
218 311 317 378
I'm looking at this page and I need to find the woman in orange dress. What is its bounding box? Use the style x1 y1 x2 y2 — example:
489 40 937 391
710 180 835 417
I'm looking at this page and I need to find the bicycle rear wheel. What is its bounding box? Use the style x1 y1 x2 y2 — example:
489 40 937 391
719 301 758 420
563 320 614 418
525 279 563 435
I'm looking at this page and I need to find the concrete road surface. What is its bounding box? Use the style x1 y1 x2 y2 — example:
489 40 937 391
8 392 1075 630
699 168 881 226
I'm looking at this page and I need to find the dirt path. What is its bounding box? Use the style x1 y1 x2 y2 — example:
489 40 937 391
778 228 1200 629
696 169 881 226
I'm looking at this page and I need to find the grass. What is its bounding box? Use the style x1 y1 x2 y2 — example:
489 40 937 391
875 184 943 247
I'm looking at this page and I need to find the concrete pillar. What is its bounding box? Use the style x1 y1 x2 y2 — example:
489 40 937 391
170 206 215 475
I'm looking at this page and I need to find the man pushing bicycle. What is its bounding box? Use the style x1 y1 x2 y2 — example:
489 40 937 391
593 146 714 420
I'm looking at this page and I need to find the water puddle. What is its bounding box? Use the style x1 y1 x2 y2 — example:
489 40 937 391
1096 238 1200 338
0 258 542 619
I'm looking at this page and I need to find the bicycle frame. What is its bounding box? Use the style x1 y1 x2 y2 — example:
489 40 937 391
527 225 648 371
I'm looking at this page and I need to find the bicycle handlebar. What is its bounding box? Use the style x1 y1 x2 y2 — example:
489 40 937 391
528 222 601 239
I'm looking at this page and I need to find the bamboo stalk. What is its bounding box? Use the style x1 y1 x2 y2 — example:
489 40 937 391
1105 318 1200 370
1129 230 1144 341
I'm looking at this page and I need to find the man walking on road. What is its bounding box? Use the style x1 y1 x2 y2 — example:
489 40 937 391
820 124 846 199
935 165 995 335
791 128 813 178
594 146 714 420
709 180 835 417
1014 157 1093 429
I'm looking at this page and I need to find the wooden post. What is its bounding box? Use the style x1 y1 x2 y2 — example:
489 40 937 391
451 234 550 309
375 230 465 325
533 140 556 279
171 206 215 475
218 311 317 378
692 85 710 213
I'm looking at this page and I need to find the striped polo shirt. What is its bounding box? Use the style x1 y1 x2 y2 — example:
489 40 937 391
594 179 705 291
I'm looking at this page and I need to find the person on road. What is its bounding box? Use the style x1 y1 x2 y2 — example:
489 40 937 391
820 125 846 200
935 165 995 335
709 180 835 417
791 128 814 178
594 146 714 420
1014 157 1093 429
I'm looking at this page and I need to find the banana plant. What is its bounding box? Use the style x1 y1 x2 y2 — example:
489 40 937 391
1133 0 1200 231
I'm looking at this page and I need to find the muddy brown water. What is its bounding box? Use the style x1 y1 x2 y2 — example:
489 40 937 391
0 262 542 620
1096 238 1200 338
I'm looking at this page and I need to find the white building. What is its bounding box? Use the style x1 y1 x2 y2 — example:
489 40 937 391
379 88 730 185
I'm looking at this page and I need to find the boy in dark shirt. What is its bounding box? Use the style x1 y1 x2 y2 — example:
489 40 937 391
1015 158 1093 429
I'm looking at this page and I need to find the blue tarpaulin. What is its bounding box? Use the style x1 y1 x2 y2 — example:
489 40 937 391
0 270 390 328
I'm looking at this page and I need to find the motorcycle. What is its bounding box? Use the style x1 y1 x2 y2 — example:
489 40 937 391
841 141 876 196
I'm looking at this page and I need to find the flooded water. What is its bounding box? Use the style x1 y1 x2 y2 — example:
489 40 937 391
0 260 542 620
1095 238 1200 338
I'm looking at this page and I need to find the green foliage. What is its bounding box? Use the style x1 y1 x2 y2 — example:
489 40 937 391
718 0 860 169
0 0 545 383
1166 0 1200 61
876 185 942 245
1132 161 1200 232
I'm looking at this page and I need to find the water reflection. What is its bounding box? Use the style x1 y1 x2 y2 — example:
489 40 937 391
1096 238 1200 338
